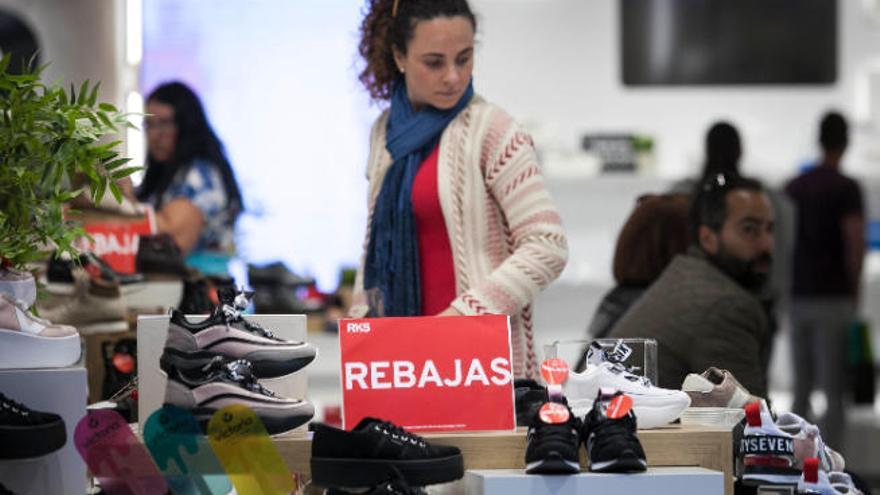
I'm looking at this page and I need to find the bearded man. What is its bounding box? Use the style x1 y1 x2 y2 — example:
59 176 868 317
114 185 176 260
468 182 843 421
610 173 775 397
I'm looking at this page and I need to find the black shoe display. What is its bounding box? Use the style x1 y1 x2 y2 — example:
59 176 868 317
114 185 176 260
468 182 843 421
0 393 67 459
47 251 145 286
515 378 548 427
310 418 464 489
582 389 647 473
524 402 582 474
164 287 317 379
161 356 314 435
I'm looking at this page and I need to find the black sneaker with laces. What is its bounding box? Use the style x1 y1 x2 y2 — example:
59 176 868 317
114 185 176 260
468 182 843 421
524 401 582 474
0 393 67 459
164 287 317 379
515 378 548 427
161 355 314 435
582 389 647 473
310 418 463 489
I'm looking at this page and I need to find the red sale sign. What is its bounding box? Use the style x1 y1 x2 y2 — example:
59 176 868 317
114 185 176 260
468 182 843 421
77 208 156 274
339 315 515 433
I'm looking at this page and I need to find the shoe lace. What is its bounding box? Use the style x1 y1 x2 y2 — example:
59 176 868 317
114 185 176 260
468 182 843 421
220 292 276 339
606 362 653 387
373 420 427 449
202 357 276 397
0 393 30 418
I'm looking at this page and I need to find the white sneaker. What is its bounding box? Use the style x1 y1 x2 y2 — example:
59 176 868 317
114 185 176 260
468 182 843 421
0 267 37 307
775 412 846 473
0 294 81 369
741 400 801 486
797 457 862 494
564 342 690 429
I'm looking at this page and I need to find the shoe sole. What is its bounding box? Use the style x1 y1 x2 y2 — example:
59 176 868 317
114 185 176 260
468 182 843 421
525 452 580 474
742 466 802 486
0 418 67 459
161 348 317 379
0 330 81 369
310 454 464 488
188 405 314 436
590 451 647 473
680 407 745 428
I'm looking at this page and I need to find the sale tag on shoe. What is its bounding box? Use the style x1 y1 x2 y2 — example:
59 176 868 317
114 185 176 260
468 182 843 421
539 402 571 424
143 405 232 495
206 404 294 495
605 394 633 420
540 358 570 385
74 409 169 495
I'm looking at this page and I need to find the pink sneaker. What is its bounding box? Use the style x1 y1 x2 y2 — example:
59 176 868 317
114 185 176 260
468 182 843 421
681 367 760 427
0 294 81 369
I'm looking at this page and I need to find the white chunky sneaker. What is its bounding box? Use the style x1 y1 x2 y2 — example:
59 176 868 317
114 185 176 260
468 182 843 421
564 342 690 429
0 294 81 369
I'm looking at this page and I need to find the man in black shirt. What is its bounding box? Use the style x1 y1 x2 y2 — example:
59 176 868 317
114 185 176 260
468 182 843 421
785 111 865 449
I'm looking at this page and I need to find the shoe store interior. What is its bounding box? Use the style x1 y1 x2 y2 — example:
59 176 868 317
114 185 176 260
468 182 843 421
1 0 879 494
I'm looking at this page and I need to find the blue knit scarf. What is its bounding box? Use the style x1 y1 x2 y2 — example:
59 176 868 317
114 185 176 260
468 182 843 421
363 79 474 316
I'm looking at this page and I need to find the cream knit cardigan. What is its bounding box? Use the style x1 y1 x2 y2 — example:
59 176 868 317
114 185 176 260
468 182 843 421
352 96 568 378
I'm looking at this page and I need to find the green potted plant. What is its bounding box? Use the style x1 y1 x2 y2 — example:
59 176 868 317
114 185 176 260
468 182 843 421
0 54 139 269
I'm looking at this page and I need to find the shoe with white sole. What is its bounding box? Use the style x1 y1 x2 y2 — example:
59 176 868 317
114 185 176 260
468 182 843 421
564 342 690 429
0 267 36 307
797 457 862 494
775 411 846 473
741 400 800 486
681 367 758 427
37 268 128 334
0 294 81 369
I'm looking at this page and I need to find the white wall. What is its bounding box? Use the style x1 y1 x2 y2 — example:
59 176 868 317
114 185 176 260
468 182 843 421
470 0 880 182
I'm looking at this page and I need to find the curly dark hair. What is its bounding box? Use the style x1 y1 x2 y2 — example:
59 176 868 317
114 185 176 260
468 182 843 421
358 0 476 101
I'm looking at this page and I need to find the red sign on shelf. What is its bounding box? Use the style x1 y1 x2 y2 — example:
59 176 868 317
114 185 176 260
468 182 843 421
77 207 156 274
338 315 515 433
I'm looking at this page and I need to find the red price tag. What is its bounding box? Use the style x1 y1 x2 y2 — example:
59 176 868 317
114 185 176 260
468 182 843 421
539 402 570 424
540 358 570 385
605 394 633 419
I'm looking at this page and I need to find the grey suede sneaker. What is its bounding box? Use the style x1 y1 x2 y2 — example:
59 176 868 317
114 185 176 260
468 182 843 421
680 367 759 427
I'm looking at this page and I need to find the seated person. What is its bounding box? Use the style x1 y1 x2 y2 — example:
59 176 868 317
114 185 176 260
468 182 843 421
136 82 243 274
609 173 774 397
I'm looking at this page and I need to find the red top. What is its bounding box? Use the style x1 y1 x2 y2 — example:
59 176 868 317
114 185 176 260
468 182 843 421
411 145 457 315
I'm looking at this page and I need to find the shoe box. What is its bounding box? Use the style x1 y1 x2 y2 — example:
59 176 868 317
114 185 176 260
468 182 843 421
0 366 88 495
136 314 309 427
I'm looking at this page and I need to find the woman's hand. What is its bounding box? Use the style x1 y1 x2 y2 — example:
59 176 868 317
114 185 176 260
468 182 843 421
437 306 463 317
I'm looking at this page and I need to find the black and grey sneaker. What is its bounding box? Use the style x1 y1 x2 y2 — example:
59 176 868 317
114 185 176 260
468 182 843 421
0 393 67 459
310 418 463 489
524 402 582 474
164 287 317 379
582 389 647 473
161 355 314 435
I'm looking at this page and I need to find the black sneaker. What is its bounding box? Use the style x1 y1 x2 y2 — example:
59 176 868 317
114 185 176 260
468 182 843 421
310 418 464 489
325 468 427 495
524 402 582 474
0 393 67 459
164 287 317 379
161 355 314 435
582 389 647 473
515 378 548 427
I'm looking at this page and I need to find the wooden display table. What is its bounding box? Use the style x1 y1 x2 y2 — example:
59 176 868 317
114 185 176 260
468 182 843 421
275 423 734 495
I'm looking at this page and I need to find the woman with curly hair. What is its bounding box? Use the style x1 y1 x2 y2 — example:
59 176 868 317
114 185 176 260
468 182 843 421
351 0 568 378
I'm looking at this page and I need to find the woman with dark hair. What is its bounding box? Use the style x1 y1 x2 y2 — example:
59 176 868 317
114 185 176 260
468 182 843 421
350 0 568 378
136 81 243 268
585 195 690 336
